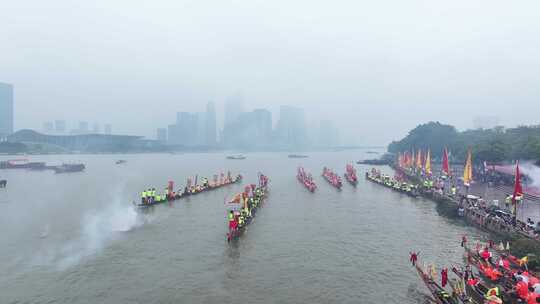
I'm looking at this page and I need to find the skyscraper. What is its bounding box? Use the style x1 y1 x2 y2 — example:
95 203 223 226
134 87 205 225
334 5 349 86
176 112 198 146
205 101 217 146
0 83 14 139
222 109 272 149
195 112 206 146
224 93 244 127
275 105 308 148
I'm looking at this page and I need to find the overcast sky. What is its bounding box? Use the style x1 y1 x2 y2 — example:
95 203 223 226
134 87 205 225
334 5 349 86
1 0 539 145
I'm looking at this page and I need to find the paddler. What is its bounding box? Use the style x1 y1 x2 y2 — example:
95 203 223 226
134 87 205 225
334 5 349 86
461 235 467 247
485 295 503 304
141 190 147 204
485 287 500 299
498 255 510 270
480 247 492 263
147 188 153 203
228 210 236 233
516 276 530 300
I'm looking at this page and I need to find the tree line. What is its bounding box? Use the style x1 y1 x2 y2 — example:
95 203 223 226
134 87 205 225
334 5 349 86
387 121 540 164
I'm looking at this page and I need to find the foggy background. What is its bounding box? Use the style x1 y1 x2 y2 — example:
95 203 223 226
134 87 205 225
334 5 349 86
1 0 539 145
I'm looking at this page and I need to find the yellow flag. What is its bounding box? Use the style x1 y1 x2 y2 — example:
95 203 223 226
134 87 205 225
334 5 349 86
425 149 431 174
463 149 473 185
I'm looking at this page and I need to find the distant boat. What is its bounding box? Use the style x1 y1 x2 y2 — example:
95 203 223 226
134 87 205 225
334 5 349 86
116 160 127 165
0 159 46 170
226 155 246 160
366 151 380 154
53 163 85 174
288 154 308 158
356 159 389 166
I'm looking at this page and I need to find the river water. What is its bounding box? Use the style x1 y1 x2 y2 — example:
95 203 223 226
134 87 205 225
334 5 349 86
0 150 489 304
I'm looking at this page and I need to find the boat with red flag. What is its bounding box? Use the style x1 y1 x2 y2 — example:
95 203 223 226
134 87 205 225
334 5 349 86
344 163 358 186
322 167 342 189
297 167 316 192
225 173 269 242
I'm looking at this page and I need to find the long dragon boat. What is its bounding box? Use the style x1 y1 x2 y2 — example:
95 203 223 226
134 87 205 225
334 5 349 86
134 173 242 208
322 167 342 190
365 169 419 197
344 163 358 186
414 263 459 304
225 173 269 242
297 167 316 192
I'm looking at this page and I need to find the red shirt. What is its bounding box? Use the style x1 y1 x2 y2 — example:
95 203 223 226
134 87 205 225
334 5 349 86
517 281 529 299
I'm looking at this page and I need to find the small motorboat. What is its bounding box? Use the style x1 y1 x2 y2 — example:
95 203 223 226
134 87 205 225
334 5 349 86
288 154 308 158
53 163 85 174
226 155 246 160
116 160 127 165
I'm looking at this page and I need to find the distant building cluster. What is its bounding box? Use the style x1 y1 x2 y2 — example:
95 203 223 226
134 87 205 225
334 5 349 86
42 120 112 135
157 95 340 150
0 81 341 150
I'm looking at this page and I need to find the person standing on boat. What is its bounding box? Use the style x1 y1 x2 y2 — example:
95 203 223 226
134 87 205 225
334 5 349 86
461 235 467 247
441 268 448 287
228 211 236 233
141 190 147 204
409 251 418 266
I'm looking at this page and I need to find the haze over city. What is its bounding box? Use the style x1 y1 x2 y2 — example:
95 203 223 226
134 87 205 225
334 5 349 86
2 0 540 145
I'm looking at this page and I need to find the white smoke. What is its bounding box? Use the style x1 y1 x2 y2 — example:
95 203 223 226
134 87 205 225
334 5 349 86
519 162 540 189
32 202 147 271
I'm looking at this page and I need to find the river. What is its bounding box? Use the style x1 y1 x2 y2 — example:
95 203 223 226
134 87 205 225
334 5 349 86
0 150 488 304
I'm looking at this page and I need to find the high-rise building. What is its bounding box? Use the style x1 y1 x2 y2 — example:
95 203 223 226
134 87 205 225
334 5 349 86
43 121 54 133
55 120 66 133
275 105 308 148
195 112 206 146
174 112 198 146
224 93 244 127
167 124 180 145
0 83 14 139
205 101 217 146
104 124 112 135
157 128 167 142
252 109 272 140
222 109 272 149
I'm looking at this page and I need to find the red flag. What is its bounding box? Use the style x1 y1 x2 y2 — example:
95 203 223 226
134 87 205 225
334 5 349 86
442 147 450 176
513 161 523 203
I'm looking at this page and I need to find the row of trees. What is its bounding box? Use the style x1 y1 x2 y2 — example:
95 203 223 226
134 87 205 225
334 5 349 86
388 122 540 164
